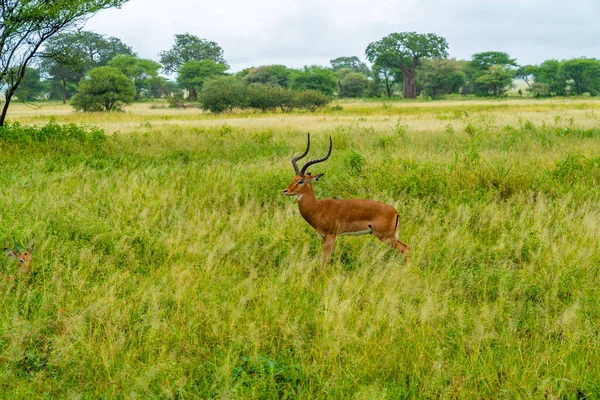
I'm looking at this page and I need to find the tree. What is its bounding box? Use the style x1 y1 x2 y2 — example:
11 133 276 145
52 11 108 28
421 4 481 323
290 66 337 95
108 55 161 99
516 65 537 89
10 68 46 101
330 56 369 75
339 72 369 98
0 0 130 126
532 59 567 96
474 65 515 96
71 66 135 111
148 76 180 98
242 65 291 88
40 30 133 104
199 76 247 113
465 51 517 96
371 63 401 97
561 58 600 96
366 32 448 99
418 58 466 99
159 33 227 74
176 60 227 100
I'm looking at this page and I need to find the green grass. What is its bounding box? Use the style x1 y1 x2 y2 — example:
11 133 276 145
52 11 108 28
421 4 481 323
1 99 600 398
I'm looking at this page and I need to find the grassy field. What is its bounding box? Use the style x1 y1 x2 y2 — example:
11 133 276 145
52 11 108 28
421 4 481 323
1 99 600 398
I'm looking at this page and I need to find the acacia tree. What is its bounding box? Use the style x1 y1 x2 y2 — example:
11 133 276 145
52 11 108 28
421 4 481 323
465 51 517 96
532 59 567 96
366 32 448 99
159 34 227 74
561 58 600 96
0 0 130 126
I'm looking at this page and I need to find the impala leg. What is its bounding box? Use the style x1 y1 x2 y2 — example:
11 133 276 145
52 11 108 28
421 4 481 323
321 234 337 266
384 238 411 264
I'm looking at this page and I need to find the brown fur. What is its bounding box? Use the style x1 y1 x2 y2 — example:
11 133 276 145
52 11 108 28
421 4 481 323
4 241 34 275
284 174 410 266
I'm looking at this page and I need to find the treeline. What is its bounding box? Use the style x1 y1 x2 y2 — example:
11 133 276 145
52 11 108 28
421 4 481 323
13 31 600 113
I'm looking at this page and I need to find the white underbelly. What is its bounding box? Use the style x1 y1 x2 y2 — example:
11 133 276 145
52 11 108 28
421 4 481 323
339 227 373 236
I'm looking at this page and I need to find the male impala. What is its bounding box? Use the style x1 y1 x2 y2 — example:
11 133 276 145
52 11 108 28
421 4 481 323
283 134 410 266
4 238 34 274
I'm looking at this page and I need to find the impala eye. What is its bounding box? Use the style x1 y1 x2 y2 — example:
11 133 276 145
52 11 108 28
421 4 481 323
298 180 304 184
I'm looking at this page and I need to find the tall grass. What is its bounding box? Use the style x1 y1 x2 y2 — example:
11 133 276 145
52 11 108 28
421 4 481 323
0 100 599 397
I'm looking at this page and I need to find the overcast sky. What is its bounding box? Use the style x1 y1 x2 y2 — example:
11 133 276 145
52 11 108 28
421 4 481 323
85 0 600 72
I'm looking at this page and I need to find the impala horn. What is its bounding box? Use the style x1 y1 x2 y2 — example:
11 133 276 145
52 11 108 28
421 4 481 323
300 136 332 175
291 133 311 175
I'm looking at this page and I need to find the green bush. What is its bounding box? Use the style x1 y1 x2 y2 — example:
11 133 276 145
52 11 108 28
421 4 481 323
292 89 331 111
71 67 135 112
199 76 248 113
246 84 295 112
0 119 106 145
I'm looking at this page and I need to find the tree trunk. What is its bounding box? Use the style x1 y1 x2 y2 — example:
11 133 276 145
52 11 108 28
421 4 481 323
402 68 417 99
0 65 28 126
188 87 197 100
62 78 67 104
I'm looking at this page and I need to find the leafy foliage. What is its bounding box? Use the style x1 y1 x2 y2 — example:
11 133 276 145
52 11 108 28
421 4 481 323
532 59 567 96
465 52 517 96
0 0 131 125
418 58 466 99
107 55 161 99
176 60 227 100
338 72 369 98
159 33 227 74
246 84 295 111
290 66 338 95
12 68 46 101
330 56 369 75
198 76 248 112
0 119 105 144
366 32 449 98
241 65 291 88
561 58 600 96
292 89 331 111
71 66 135 111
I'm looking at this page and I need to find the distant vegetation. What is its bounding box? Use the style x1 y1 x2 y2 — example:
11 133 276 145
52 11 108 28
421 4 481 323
2 9 600 120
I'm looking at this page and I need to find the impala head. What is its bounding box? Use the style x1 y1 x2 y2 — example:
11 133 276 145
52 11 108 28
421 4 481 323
4 237 34 270
283 133 332 198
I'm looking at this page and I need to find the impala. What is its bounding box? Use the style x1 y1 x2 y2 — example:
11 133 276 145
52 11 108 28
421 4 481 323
283 134 410 266
4 237 34 274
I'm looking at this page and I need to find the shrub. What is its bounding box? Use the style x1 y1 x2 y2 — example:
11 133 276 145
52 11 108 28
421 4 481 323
292 90 331 111
71 67 135 112
246 84 295 112
339 72 369 98
199 76 248 113
0 119 106 145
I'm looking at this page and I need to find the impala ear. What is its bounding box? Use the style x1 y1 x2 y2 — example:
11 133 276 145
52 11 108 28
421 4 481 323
4 248 17 259
308 173 324 181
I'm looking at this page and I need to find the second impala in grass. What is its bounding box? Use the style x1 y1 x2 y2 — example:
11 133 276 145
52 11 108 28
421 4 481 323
284 134 410 266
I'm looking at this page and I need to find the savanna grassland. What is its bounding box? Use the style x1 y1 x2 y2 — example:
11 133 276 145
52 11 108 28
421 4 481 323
1 98 600 398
